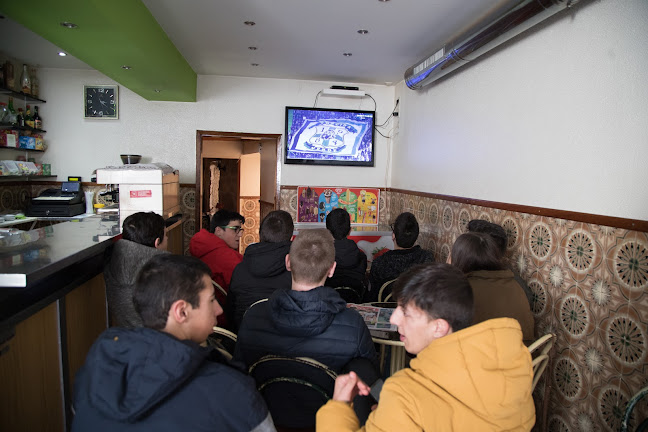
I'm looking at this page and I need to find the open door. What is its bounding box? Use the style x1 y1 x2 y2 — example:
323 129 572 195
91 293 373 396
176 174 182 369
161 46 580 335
259 138 280 221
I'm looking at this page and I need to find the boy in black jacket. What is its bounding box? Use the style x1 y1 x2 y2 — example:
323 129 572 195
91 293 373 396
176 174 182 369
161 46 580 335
325 208 367 298
72 254 275 432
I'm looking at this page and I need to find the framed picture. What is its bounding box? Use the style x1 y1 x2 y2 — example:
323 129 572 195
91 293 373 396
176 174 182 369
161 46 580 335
84 85 118 119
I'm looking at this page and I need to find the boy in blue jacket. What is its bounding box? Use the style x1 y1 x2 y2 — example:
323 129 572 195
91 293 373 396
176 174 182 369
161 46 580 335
72 254 275 432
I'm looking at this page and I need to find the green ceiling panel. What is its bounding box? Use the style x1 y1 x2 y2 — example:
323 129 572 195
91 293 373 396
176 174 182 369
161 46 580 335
0 0 197 101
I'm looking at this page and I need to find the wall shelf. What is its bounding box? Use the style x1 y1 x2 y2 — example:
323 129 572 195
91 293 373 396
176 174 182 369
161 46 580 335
0 175 56 180
0 123 47 133
0 87 46 103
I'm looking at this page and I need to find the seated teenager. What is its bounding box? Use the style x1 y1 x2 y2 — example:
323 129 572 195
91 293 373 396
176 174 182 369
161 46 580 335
451 231 535 344
234 228 378 372
467 219 533 306
227 210 293 333
72 254 275 432
190 209 245 327
104 211 168 328
325 208 368 297
317 262 535 431
367 212 433 302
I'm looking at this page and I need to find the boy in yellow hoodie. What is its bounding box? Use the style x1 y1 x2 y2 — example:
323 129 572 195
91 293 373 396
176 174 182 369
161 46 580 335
317 262 535 431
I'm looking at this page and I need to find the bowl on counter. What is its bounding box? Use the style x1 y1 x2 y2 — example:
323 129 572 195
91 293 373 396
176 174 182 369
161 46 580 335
120 154 142 164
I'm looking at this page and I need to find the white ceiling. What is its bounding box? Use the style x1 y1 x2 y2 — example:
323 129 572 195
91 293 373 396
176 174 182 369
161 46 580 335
1 0 510 85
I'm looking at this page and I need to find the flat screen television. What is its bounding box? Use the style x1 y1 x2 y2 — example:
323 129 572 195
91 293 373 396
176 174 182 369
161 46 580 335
284 106 375 166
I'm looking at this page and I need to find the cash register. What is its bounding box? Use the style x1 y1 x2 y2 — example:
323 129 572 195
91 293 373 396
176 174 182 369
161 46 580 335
27 181 86 217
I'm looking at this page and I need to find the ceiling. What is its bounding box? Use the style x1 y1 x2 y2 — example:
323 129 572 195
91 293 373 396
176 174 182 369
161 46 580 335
0 0 510 101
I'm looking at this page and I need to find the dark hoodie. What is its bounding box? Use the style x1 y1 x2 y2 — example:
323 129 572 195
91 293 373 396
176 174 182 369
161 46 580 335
227 240 292 332
234 286 378 372
71 327 275 432
327 238 367 292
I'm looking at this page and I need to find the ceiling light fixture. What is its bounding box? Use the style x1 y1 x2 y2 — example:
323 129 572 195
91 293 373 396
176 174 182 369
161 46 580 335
251 63 260 67
248 46 257 50
60 22 78 29
121 65 132 70
357 29 369 34
244 21 256 26
343 53 353 57
58 52 67 57
154 89 161 93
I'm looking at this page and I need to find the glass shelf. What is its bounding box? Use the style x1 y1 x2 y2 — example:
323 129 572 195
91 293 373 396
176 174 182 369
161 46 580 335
0 87 46 103
0 123 47 133
0 175 56 180
0 146 45 153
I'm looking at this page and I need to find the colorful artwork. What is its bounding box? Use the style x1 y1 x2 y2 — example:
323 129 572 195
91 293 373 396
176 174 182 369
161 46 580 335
297 186 380 224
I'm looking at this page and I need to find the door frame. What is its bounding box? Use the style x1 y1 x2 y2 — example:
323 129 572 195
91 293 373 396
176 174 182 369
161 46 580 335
195 130 282 234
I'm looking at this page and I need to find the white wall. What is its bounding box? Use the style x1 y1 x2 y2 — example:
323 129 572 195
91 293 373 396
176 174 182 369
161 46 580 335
37 71 394 187
392 0 648 221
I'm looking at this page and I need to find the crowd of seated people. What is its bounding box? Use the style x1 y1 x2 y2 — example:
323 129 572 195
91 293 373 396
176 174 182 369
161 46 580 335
82 210 537 431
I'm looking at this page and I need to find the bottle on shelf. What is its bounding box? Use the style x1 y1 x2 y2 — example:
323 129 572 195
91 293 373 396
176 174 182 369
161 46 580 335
16 108 25 127
7 97 17 125
33 106 42 129
0 102 7 123
25 105 34 128
4 61 15 90
30 66 39 98
20 64 32 95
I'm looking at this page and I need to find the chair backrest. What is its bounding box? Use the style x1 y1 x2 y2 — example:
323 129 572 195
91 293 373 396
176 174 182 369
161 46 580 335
621 386 648 432
334 286 362 304
528 333 555 392
378 279 396 302
207 326 238 356
249 355 337 429
212 280 227 298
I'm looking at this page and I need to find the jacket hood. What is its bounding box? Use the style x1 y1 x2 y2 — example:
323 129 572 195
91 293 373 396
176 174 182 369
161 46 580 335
189 229 229 258
270 286 346 337
334 238 366 269
243 240 291 278
75 327 209 422
408 318 534 427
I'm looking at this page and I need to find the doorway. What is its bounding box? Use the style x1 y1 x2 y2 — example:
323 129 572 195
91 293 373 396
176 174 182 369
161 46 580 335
195 131 282 252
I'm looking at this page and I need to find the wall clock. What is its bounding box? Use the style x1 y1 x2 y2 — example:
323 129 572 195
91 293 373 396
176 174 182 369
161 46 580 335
84 85 119 119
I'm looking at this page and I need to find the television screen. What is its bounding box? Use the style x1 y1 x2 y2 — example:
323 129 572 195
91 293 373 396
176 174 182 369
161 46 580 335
285 106 375 166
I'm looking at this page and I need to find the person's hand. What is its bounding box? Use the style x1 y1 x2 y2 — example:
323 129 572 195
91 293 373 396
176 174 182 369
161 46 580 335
332 372 370 403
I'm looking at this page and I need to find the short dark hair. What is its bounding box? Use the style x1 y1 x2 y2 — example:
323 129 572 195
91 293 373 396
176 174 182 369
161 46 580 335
451 232 505 274
210 209 245 233
121 212 165 248
466 219 508 254
325 208 351 240
260 210 294 243
289 229 335 284
392 262 473 332
133 254 211 330
392 212 419 248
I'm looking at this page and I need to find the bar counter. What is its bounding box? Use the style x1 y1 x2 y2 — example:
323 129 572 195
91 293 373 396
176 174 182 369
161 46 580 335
0 215 121 432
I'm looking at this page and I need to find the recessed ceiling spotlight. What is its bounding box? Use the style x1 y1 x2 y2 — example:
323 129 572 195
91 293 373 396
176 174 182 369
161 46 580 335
244 21 256 26
248 46 257 50
121 65 132 70
378 0 391 2
60 21 78 29
154 89 161 93
343 53 353 57
251 63 260 67
357 29 369 34
58 52 67 57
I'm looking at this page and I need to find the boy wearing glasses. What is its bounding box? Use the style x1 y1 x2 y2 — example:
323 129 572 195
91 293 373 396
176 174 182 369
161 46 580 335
190 209 245 327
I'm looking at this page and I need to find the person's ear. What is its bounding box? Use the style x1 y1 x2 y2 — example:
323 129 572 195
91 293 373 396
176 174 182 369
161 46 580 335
154 237 161 249
433 318 452 338
169 299 190 324
327 261 337 278
285 254 291 271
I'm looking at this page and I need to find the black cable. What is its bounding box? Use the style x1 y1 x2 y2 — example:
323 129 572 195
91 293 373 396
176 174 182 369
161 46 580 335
374 128 391 139
376 99 399 128
365 93 378 112
313 91 322 108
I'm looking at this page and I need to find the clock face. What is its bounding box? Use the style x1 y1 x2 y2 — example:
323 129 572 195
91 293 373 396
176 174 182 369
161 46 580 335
84 85 118 119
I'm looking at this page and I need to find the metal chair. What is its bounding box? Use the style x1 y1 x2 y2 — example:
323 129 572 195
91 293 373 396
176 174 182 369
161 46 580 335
334 286 362 304
527 333 555 432
378 279 396 303
212 280 227 298
207 326 238 357
249 355 337 430
621 386 648 432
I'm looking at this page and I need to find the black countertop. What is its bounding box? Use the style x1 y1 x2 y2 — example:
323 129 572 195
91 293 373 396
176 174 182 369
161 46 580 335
0 215 120 328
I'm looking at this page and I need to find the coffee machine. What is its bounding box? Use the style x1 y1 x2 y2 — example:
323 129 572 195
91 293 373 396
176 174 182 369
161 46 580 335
96 163 180 227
